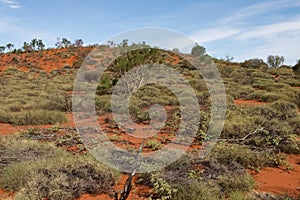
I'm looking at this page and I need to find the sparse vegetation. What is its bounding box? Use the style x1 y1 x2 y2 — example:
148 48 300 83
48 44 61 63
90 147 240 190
0 40 299 199
0 136 115 200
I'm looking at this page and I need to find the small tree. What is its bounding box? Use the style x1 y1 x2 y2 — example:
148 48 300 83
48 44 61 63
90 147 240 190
267 55 285 68
37 39 45 51
6 43 14 52
31 38 38 50
225 55 234 62
55 37 63 48
74 39 84 47
241 58 268 69
293 59 300 74
61 38 71 48
0 46 5 54
191 43 206 57
22 42 33 52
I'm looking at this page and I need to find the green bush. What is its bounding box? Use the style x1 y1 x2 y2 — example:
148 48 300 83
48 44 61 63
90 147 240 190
95 94 112 112
0 138 115 200
171 180 218 200
218 173 255 194
212 142 288 168
210 142 269 169
0 137 66 169
145 139 162 150
241 59 268 70
5 109 67 125
13 160 114 200
149 175 177 200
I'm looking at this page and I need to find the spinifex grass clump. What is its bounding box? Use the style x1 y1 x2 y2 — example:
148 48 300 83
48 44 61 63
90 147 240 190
0 136 115 200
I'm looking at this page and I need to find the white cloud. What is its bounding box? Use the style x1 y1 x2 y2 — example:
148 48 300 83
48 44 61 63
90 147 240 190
0 19 56 47
1 0 21 9
238 18 300 40
223 0 300 24
190 27 239 44
234 29 300 65
195 1 300 65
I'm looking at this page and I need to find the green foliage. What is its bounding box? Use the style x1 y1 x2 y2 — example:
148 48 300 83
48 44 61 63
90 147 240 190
0 137 114 200
0 109 67 125
293 59 300 74
0 68 73 125
149 175 177 200
145 139 162 150
171 180 218 200
210 142 282 169
217 173 255 194
241 58 268 69
267 55 285 68
191 43 206 57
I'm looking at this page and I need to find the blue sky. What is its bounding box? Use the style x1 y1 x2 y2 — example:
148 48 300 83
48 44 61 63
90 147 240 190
1 0 300 65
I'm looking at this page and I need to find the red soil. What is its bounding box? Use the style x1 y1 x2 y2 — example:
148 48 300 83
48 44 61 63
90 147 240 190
0 47 299 198
0 189 13 199
0 112 75 135
234 99 266 106
250 154 300 197
171 55 181 65
0 47 93 73
77 193 112 200
78 174 151 200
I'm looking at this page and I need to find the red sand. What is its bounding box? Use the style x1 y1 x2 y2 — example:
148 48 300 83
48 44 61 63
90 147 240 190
0 113 75 135
250 154 300 197
0 189 13 199
1 47 299 198
77 175 151 200
234 99 266 106
0 47 93 73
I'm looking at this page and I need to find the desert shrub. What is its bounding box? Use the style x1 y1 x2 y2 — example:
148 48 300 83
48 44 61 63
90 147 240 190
221 114 259 140
223 102 299 152
248 90 282 102
159 155 197 184
149 175 177 200
0 137 66 170
145 139 162 150
252 71 273 79
293 60 300 74
132 84 178 107
96 73 113 95
218 173 255 194
230 69 254 85
277 139 300 154
171 180 218 200
280 78 300 87
42 90 71 111
288 115 300 136
189 78 208 92
226 94 234 104
95 95 112 112
0 108 11 123
229 191 249 200
269 100 298 120
8 102 23 112
275 67 294 77
125 98 150 123
241 58 268 70
7 109 67 125
210 142 269 169
7 157 114 200
13 160 114 200
0 138 115 200
227 84 255 99
256 83 291 91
